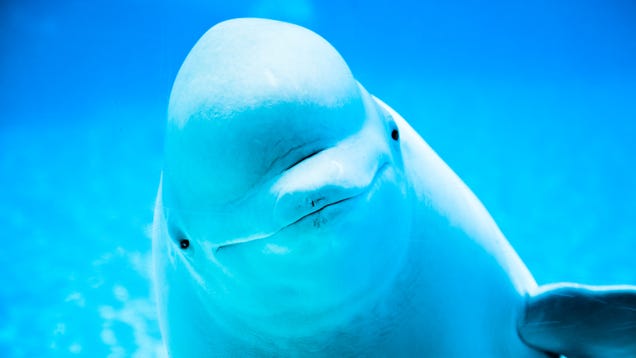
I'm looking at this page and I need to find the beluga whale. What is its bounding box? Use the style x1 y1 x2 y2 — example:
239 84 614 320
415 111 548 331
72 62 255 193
153 18 636 357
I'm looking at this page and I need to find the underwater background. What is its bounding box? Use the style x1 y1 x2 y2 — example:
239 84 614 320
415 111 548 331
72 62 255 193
1 0 635 356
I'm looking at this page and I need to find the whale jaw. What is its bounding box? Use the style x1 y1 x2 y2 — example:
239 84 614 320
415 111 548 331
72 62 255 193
214 161 389 253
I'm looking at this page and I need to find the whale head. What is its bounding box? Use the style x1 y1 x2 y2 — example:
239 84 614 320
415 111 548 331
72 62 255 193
156 18 413 338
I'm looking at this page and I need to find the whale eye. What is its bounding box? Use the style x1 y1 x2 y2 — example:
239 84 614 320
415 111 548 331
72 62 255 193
171 227 190 250
391 128 399 141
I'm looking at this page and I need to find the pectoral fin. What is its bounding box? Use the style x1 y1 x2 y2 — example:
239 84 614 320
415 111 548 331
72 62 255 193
518 283 636 358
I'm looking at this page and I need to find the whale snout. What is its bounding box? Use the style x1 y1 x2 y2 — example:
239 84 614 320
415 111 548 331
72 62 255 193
273 147 387 228
274 182 362 228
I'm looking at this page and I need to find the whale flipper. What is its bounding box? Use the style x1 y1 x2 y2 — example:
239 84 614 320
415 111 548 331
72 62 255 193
518 283 636 358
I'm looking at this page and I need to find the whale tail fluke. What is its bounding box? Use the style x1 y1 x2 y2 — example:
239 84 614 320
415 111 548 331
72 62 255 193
518 283 636 358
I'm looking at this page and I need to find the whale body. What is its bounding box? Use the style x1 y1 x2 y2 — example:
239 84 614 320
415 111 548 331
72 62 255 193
152 18 636 357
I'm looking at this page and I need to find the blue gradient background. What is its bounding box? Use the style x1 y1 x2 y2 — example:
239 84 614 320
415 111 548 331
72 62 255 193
1 0 635 356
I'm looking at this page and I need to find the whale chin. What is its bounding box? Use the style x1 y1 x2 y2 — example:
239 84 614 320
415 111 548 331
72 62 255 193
173 159 412 344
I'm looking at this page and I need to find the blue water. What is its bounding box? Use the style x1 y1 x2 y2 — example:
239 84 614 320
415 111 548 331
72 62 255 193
1 0 635 356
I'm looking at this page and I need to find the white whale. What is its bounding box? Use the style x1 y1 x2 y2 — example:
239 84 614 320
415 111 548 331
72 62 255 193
153 18 636 357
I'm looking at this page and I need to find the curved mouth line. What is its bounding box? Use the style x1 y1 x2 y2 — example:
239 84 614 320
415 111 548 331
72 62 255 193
214 198 354 253
286 195 356 227
215 161 389 252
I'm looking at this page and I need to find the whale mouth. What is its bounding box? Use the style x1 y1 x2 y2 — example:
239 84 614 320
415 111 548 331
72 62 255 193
215 162 389 252
286 195 356 227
